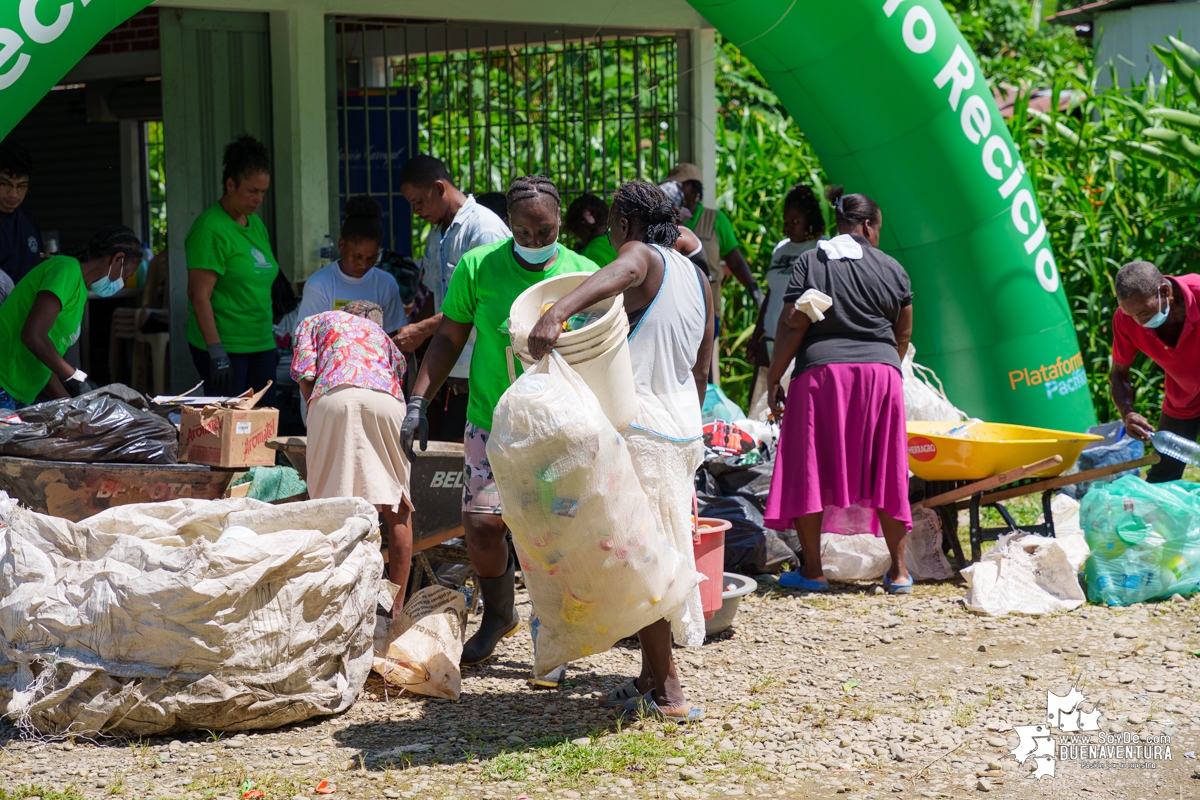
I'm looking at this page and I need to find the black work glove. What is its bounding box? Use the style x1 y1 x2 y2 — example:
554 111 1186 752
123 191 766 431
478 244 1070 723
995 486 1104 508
64 372 97 398
401 397 429 461
207 342 233 395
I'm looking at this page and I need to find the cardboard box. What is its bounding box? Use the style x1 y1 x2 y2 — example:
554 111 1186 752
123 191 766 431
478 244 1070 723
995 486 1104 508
178 384 279 468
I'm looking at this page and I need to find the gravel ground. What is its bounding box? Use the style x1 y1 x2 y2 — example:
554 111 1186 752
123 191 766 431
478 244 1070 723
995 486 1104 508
2 581 1198 800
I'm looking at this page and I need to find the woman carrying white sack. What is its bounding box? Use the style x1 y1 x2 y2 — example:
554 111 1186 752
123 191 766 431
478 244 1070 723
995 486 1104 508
291 300 414 616
527 180 714 722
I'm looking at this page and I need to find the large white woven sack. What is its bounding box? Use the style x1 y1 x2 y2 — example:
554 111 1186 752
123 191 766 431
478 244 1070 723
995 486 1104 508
0 495 381 737
487 354 699 675
902 345 968 422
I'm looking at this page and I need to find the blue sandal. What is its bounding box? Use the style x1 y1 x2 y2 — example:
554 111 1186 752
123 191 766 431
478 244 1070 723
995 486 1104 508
883 571 913 595
619 690 706 724
777 570 829 592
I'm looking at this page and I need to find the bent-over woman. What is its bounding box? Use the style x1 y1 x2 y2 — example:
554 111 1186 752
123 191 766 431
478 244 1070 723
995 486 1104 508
528 180 714 721
292 300 413 614
764 186 914 594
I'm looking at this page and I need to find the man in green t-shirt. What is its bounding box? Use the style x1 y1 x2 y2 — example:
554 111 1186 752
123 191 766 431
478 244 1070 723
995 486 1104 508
665 163 764 310
401 176 597 670
0 228 142 409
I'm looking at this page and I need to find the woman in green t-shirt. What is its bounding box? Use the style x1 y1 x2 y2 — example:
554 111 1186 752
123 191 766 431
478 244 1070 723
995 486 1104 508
185 135 280 403
401 175 599 672
0 226 142 410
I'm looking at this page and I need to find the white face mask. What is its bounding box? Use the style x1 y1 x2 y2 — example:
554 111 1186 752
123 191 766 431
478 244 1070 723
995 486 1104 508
88 257 124 298
1142 286 1170 329
513 240 559 265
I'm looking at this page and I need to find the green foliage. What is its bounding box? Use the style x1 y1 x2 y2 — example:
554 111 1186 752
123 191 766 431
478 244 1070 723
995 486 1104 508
145 120 167 253
944 1 1087 86
710 39 830 405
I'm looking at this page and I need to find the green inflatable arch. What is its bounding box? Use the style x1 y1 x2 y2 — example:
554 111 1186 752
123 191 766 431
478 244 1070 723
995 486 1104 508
1 0 1096 429
688 0 1095 430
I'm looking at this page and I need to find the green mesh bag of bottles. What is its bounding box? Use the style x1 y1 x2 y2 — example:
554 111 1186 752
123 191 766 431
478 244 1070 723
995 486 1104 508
1080 475 1200 606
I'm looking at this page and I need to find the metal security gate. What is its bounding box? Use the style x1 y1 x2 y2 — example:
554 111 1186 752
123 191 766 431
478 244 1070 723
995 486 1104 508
332 18 682 255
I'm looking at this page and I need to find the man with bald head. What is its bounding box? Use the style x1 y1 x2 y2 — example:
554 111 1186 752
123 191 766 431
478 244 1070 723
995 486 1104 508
1110 260 1200 481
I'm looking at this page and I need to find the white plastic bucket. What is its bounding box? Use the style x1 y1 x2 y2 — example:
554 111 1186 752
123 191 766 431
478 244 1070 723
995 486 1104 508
515 319 628 361
510 274 637 431
515 330 637 431
509 274 626 350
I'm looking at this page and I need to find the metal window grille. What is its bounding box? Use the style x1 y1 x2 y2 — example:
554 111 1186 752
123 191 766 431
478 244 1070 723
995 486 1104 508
142 120 168 253
333 18 681 255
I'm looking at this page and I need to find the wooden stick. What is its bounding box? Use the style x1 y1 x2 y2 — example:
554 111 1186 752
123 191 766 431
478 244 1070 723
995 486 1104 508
978 454 1159 505
914 455 1063 509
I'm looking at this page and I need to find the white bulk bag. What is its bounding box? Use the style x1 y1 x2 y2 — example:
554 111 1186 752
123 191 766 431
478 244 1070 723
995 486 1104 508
902 345 968 422
0 495 381 737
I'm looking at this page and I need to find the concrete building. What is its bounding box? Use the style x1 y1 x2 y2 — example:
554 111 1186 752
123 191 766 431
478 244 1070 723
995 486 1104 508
13 1 715 390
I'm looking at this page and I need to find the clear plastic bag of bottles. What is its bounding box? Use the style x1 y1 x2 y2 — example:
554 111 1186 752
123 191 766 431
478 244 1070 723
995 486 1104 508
486 353 700 675
1079 475 1200 605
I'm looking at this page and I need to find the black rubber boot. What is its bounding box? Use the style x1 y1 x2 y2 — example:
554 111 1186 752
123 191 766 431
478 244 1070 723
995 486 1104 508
462 556 520 666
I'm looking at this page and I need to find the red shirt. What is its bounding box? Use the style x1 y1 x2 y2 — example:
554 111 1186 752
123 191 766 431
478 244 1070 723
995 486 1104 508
1112 273 1200 419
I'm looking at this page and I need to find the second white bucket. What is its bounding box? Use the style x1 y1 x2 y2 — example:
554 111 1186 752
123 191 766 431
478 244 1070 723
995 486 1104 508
510 275 638 431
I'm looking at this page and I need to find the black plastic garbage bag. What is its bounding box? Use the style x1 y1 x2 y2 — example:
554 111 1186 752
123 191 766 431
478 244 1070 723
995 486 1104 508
698 494 797 575
0 384 178 464
704 451 774 511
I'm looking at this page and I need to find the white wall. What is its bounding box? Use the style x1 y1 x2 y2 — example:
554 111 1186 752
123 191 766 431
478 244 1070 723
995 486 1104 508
1096 2 1200 88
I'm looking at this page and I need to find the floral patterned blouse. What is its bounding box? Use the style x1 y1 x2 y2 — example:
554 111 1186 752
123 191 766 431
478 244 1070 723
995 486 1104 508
291 311 407 404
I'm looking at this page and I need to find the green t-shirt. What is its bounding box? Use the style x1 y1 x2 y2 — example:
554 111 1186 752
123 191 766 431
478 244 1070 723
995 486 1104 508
0 256 87 403
185 202 279 353
441 240 599 431
685 202 740 257
581 235 618 267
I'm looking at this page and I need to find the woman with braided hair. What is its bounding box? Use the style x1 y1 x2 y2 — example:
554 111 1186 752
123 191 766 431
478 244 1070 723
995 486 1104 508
401 174 598 667
765 186 914 594
528 180 714 722
0 225 142 409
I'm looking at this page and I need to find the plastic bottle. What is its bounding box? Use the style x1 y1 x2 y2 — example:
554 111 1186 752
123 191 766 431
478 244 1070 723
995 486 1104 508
1151 430 1200 467
319 234 335 265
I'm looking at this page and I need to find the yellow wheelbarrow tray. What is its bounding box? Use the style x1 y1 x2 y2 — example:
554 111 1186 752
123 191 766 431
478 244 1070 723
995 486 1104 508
906 421 1105 482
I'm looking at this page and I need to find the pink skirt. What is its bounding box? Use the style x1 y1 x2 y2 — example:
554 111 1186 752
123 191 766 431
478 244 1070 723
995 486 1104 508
764 362 911 533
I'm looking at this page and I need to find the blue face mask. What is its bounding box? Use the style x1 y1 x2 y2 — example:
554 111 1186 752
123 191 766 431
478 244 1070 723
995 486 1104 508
1143 287 1170 329
89 258 124 298
513 240 559 265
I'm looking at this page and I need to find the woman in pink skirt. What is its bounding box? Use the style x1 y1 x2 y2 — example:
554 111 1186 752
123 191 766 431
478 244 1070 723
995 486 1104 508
764 186 914 594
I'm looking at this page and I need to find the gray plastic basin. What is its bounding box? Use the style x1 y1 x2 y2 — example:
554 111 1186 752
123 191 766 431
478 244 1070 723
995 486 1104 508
704 572 758 637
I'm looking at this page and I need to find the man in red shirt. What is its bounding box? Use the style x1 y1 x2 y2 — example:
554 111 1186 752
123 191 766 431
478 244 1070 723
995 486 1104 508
1110 261 1200 482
